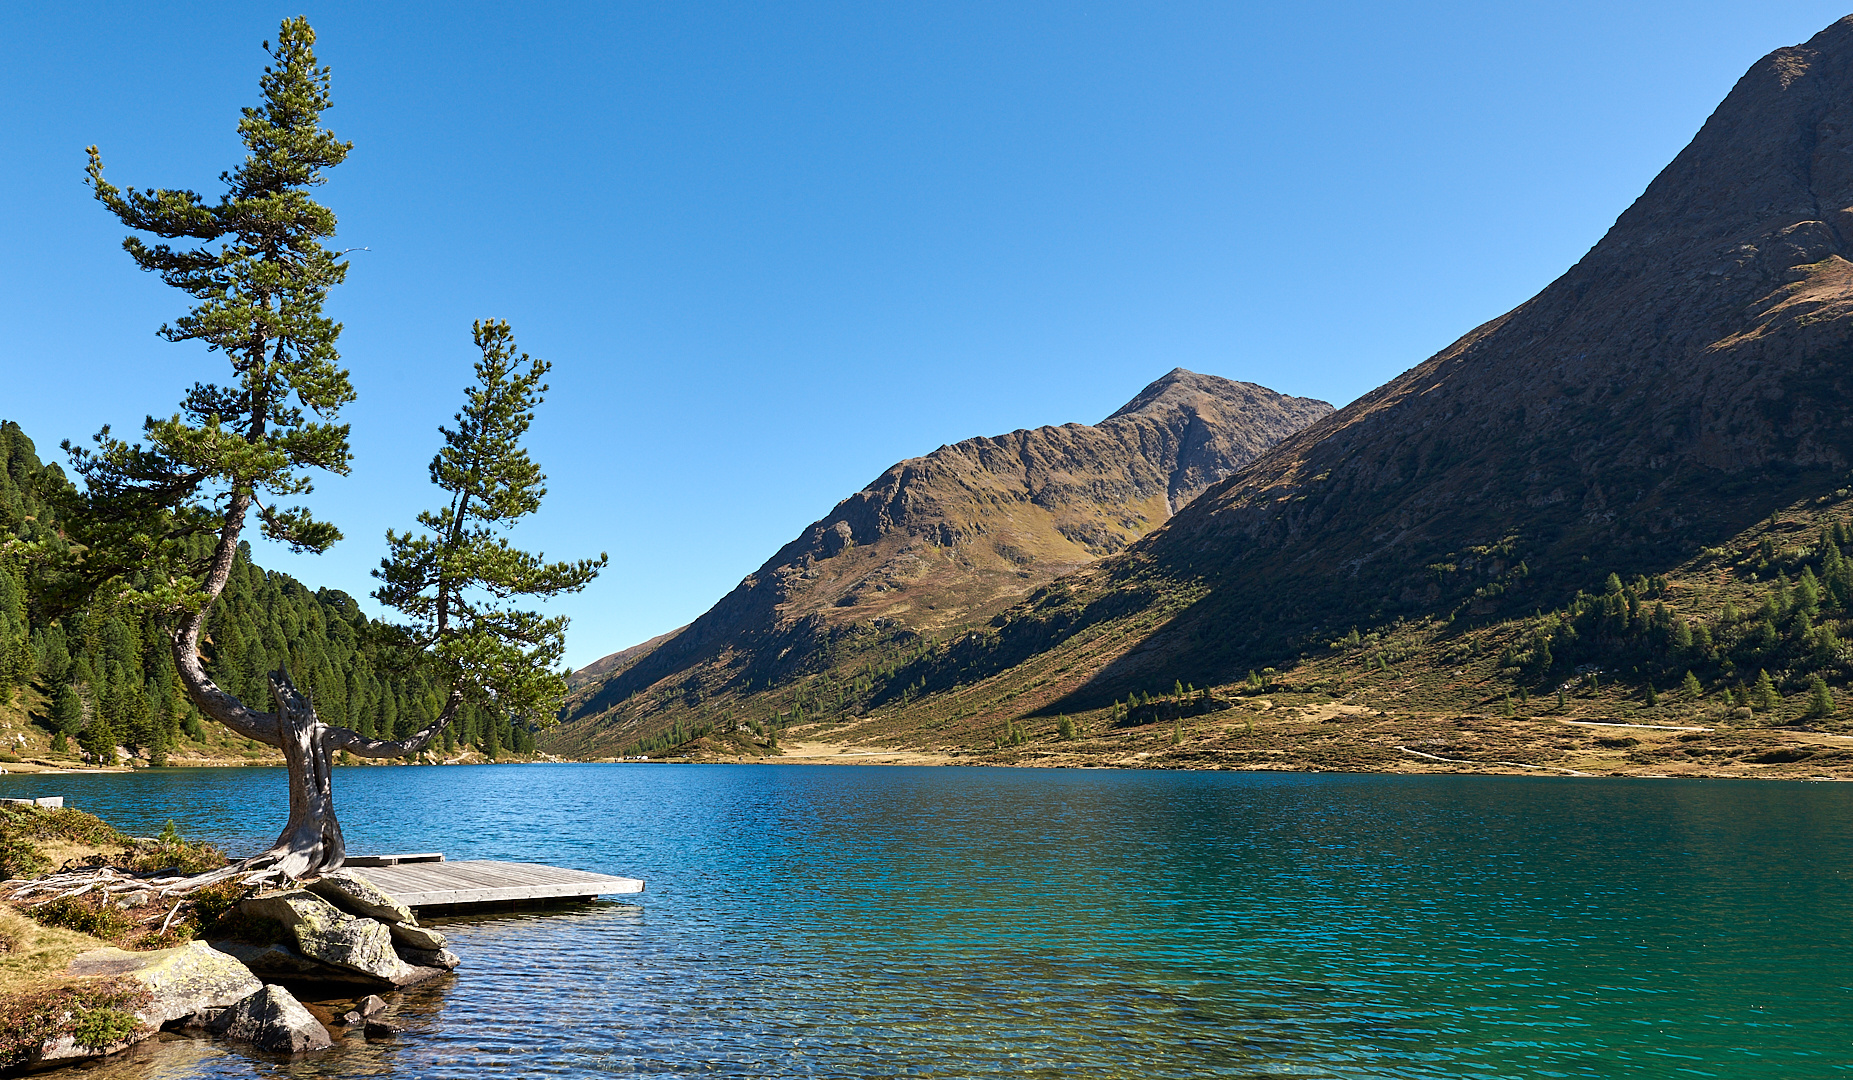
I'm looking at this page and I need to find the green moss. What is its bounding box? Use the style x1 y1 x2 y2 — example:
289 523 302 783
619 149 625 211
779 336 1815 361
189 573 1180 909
69 1005 140 1050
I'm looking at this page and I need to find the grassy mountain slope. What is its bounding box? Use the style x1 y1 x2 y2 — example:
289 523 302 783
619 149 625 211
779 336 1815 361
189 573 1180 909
546 369 1331 755
565 626 685 692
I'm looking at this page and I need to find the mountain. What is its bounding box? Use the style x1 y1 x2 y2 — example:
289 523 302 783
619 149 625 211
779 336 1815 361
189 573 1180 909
547 15 1853 778
942 13 1853 700
549 370 1331 749
566 626 685 692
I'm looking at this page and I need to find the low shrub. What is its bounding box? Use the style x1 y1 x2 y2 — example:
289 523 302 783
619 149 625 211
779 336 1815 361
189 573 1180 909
185 878 251 934
29 808 132 848
186 878 283 945
204 912 288 946
0 835 49 880
0 805 137 881
127 820 227 876
29 895 133 942
0 978 152 1067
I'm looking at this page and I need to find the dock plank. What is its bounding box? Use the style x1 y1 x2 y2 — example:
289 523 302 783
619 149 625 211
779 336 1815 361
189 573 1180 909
351 859 644 911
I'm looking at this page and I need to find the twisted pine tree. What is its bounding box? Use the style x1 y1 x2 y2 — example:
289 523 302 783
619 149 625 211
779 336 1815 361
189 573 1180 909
64 18 601 877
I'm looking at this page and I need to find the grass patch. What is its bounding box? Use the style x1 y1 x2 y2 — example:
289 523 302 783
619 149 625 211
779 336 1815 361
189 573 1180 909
0 806 133 880
0 906 113 1000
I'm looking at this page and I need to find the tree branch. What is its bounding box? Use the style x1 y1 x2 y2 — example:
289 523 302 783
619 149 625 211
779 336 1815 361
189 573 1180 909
326 688 464 758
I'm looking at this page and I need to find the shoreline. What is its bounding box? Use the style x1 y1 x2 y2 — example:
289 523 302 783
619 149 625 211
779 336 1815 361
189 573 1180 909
556 708 1853 781
4 757 1845 781
6 731 1850 782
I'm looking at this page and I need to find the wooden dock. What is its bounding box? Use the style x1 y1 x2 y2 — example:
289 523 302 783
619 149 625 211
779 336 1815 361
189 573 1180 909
347 856 644 915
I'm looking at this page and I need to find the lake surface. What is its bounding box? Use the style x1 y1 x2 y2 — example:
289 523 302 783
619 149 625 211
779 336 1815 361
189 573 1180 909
1 764 1848 1078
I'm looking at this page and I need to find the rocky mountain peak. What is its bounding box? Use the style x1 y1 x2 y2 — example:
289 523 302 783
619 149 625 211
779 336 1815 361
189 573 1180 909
557 368 1330 735
1105 367 1287 422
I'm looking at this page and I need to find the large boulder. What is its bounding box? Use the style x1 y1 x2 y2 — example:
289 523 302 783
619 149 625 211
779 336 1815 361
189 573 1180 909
23 942 259 1070
239 890 414 983
208 985 332 1054
305 871 415 925
68 941 263 1027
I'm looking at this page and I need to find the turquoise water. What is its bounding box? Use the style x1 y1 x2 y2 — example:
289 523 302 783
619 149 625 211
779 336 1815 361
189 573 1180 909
2 765 1849 1078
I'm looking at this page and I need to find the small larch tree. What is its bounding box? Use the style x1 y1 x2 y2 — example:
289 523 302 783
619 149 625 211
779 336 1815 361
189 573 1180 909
371 319 605 760
1807 674 1834 719
1752 669 1780 714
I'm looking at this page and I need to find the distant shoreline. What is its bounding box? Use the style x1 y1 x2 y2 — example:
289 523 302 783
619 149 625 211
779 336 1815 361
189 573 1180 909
5 744 1849 782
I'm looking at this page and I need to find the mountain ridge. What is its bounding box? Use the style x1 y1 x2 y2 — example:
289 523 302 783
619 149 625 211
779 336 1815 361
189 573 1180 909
555 369 1331 741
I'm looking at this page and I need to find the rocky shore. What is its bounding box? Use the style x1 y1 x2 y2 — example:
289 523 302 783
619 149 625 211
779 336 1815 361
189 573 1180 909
2 865 455 1072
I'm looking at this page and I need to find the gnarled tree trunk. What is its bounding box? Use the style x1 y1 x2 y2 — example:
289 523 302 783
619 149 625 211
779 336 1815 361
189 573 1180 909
172 585 463 877
260 673 346 878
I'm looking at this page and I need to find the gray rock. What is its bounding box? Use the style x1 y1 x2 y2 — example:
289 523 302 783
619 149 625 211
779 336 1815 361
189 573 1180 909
209 985 333 1054
393 962 451 987
335 1010 363 1027
22 1031 145 1071
121 890 153 908
68 940 264 1028
240 890 418 983
305 870 415 925
356 994 389 1018
387 921 448 950
178 1007 227 1031
211 938 447 989
211 940 390 987
395 946 460 971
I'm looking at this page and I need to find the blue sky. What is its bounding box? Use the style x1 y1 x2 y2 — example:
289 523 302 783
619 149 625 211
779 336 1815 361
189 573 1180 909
4 2 1849 667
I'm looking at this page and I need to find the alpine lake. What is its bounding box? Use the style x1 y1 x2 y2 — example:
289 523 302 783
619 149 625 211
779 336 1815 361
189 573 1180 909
1 763 1848 1078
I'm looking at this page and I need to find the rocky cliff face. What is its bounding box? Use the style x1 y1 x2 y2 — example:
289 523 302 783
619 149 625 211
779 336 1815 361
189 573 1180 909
562 370 1329 725
946 15 1853 700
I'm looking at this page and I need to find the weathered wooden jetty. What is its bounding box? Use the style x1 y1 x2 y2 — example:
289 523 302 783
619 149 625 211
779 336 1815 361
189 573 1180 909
344 854 644 915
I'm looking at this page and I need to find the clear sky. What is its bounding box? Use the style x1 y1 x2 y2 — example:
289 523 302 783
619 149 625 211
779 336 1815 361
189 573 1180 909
4 2 1849 667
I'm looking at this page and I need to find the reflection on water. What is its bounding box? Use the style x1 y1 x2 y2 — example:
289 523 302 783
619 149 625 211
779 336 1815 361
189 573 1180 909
4 766 1850 1078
